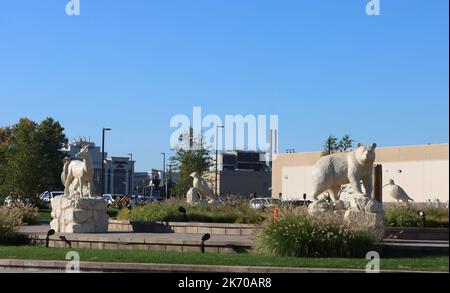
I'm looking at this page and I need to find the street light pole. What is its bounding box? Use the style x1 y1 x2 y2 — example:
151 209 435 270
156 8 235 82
215 125 224 196
161 152 167 200
123 181 128 195
101 128 112 196
128 153 133 195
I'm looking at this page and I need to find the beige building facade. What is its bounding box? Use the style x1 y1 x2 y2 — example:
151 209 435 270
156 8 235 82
272 143 449 203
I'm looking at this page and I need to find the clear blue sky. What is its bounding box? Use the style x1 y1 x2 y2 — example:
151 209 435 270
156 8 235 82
0 0 448 171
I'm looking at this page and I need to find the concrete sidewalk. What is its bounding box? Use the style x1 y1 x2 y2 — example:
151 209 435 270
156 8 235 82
0 259 445 273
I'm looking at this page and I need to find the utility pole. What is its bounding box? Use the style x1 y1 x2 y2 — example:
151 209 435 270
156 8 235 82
101 128 112 196
215 125 224 196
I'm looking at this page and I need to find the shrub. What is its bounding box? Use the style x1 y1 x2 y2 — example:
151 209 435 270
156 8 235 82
117 198 267 224
384 204 448 228
14 203 39 225
385 206 419 227
0 206 22 244
255 208 376 258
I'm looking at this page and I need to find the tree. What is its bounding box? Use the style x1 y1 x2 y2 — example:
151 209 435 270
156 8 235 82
0 117 67 201
338 134 354 152
170 128 211 197
35 117 68 192
321 135 339 156
321 134 355 156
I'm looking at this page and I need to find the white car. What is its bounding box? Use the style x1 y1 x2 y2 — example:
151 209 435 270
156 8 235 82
250 198 282 209
39 191 65 207
101 194 117 208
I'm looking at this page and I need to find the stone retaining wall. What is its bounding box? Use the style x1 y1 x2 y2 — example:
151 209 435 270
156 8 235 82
108 220 258 236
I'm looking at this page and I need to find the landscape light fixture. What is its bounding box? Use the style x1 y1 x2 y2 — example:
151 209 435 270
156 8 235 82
200 233 211 253
418 210 426 227
178 206 187 221
46 229 55 248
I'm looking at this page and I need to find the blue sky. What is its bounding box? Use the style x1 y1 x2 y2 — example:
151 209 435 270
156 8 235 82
0 0 448 171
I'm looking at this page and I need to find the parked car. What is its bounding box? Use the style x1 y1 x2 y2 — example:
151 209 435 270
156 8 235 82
250 198 282 209
101 194 118 208
39 191 64 208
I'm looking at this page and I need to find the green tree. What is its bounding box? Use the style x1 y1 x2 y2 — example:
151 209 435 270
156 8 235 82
338 134 354 152
170 128 211 197
321 135 339 156
35 117 68 192
0 127 13 199
0 117 67 201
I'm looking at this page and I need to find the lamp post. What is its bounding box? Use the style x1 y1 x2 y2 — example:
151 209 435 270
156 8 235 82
123 181 128 195
128 153 133 195
101 128 112 196
161 152 167 200
215 125 224 196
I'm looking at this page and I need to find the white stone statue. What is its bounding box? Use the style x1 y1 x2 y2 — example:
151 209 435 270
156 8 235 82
62 144 94 198
52 142 109 234
186 187 200 204
383 179 414 205
190 172 215 203
310 143 377 202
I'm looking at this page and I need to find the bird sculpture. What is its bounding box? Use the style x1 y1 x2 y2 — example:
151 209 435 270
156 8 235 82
190 172 215 202
383 179 414 205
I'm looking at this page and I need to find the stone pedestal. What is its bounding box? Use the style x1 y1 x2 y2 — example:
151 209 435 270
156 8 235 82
50 196 109 233
186 187 200 204
309 197 386 241
344 209 385 240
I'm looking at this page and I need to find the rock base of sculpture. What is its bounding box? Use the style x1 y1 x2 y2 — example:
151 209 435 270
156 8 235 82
50 196 109 233
186 187 201 204
186 187 220 205
308 197 385 241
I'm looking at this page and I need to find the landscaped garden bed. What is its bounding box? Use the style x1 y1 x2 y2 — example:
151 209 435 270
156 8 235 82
117 198 268 224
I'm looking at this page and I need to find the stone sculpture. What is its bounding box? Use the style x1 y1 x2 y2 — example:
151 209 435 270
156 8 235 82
51 142 109 233
188 172 216 203
62 144 94 197
383 179 414 205
307 143 385 240
50 196 109 233
310 143 377 202
186 187 200 204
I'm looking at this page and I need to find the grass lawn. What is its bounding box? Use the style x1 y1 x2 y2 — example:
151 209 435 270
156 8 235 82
0 246 447 272
37 210 51 222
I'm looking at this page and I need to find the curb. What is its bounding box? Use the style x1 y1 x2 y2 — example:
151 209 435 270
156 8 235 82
0 259 445 273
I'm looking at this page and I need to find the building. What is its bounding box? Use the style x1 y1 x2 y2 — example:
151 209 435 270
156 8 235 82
205 170 271 197
271 143 449 203
206 150 271 197
215 150 268 171
62 140 134 195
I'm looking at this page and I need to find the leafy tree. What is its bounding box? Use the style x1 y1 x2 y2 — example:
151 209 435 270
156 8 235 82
35 117 68 192
321 135 339 156
0 117 67 201
170 128 211 197
338 134 354 152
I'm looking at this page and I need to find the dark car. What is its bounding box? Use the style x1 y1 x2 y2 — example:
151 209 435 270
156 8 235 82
283 200 313 207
